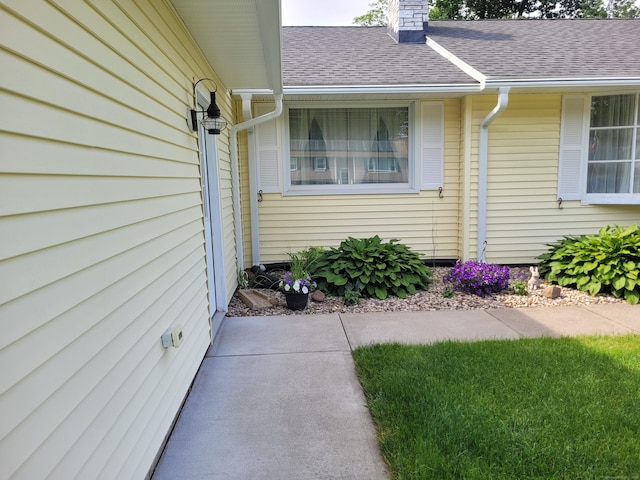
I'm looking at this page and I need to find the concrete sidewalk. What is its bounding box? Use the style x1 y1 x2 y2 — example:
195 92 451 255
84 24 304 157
152 304 639 480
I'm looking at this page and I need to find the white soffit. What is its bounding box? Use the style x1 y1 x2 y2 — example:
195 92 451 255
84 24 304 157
170 0 283 92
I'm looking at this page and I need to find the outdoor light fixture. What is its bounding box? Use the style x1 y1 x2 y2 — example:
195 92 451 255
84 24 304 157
190 78 228 135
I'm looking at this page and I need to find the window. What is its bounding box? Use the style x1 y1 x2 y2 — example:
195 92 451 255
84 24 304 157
255 101 444 195
559 94 640 204
587 94 639 195
286 106 412 193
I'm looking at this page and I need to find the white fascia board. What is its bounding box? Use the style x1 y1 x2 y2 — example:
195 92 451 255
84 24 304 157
486 77 640 89
232 89 275 96
426 38 487 88
282 84 482 95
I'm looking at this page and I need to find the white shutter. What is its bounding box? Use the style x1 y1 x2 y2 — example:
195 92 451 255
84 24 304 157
421 102 444 190
254 103 281 193
558 96 587 200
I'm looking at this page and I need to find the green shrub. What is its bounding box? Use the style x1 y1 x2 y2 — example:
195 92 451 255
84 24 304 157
537 224 640 304
442 284 455 298
310 236 432 300
511 280 528 296
343 281 363 306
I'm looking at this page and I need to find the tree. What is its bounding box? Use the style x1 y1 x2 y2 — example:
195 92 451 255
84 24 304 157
355 0 637 23
430 0 638 18
353 0 389 26
607 0 640 17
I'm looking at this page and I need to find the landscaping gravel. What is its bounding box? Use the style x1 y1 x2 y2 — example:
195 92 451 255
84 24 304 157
225 267 625 317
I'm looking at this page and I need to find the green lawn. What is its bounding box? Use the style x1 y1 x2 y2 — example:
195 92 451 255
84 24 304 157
353 335 640 479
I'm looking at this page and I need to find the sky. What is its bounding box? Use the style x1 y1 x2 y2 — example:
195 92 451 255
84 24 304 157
281 0 374 26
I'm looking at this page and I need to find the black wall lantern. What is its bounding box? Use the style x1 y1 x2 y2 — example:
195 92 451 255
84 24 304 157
190 78 228 135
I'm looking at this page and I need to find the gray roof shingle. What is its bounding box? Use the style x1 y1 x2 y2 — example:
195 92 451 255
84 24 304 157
282 26 478 86
282 20 640 87
427 19 640 80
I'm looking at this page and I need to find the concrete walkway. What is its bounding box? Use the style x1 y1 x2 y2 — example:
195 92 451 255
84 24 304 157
152 304 639 480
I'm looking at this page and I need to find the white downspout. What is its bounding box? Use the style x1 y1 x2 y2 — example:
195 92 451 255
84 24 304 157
477 87 510 262
230 93 283 271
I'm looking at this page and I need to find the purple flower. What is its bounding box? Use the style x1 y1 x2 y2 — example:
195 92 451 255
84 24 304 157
279 271 316 294
444 260 510 297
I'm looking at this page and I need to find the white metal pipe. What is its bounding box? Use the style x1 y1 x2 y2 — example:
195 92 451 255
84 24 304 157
477 87 510 262
229 93 283 271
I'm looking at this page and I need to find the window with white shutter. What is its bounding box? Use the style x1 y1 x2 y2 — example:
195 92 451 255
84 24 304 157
255 103 281 193
559 93 640 204
558 96 587 201
421 102 444 190
278 101 446 196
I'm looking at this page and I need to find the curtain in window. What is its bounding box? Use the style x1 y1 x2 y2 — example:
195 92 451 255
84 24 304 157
288 107 409 186
587 94 637 194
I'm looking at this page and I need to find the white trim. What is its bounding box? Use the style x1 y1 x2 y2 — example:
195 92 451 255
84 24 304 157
583 194 640 205
426 37 487 87
283 84 482 95
196 88 228 319
282 101 418 196
487 77 640 89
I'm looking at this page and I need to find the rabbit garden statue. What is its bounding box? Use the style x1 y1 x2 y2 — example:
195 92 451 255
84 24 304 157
528 266 541 290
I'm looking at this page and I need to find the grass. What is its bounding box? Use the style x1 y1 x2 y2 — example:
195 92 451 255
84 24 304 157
353 335 640 479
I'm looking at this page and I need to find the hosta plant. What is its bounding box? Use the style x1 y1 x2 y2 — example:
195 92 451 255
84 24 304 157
537 224 640 305
310 236 432 300
444 260 510 296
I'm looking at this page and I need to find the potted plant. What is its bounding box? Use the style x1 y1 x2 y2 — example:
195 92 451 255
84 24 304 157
279 249 319 310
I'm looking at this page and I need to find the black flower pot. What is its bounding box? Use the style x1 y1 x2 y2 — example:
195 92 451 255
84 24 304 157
284 291 309 310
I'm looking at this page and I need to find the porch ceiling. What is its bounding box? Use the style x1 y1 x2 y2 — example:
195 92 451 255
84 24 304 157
170 0 283 93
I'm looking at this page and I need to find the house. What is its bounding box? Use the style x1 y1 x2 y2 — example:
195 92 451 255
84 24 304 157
246 3 640 266
1 0 639 478
0 0 281 478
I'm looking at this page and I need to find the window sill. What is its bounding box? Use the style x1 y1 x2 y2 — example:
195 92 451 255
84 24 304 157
581 194 640 205
284 184 419 196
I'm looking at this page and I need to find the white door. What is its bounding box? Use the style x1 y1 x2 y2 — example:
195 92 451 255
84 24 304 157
196 95 227 322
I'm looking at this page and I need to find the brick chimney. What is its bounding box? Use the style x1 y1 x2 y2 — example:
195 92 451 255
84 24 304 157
387 0 429 44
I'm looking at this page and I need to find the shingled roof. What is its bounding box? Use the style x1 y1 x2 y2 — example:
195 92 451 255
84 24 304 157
282 26 478 86
282 20 640 88
428 19 640 81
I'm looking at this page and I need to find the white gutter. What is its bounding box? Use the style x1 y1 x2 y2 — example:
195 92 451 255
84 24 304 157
486 77 640 89
230 92 283 271
477 87 510 262
283 84 482 95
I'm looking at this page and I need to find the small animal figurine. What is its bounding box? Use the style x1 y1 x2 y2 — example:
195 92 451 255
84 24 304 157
528 266 541 290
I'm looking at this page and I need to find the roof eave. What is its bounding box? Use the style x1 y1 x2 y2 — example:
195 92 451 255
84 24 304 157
486 77 640 89
170 0 282 93
283 84 483 95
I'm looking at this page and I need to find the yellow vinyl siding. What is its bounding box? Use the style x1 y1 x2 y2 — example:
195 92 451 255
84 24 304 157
252 99 461 263
483 93 638 264
0 1 236 479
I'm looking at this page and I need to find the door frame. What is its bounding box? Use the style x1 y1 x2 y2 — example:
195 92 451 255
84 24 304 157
196 89 228 330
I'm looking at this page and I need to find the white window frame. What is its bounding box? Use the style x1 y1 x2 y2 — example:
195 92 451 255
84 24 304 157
282 101 418 196
561 93 640 205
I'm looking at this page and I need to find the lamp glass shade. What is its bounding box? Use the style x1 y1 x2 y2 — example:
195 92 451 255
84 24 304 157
202 115 227 134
